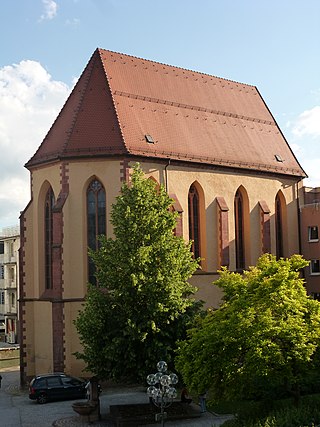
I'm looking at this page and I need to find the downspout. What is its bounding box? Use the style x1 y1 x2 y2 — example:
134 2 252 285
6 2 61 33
296 177 305 284
164 159 171 193
296 178 303 256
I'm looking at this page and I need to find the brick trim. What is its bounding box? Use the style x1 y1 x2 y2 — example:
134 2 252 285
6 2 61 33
259 200 271 253
51 162 69 372
216 197 230 267
120 159 130 183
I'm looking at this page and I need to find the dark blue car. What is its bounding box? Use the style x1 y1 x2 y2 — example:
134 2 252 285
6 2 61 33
29 373 87 404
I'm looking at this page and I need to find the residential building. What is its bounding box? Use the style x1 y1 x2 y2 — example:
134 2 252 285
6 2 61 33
20 49 306 383
299 187 320 297
0 226 20 344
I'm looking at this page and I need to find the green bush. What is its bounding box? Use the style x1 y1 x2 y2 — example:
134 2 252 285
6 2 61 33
220 395 320 427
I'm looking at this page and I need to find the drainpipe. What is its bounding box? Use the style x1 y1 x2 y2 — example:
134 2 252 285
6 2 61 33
164 159 171 193
296 179 303 256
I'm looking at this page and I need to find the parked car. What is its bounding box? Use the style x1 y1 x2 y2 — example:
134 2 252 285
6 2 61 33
29 373 87 404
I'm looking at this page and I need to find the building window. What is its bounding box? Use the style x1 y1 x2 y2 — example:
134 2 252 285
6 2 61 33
310 259 320 275
0 291 4 305
313 293 320 301
234 189 245 270
9 267 14 282
45 187 55 289
0 265 4 280
308 226 319 242
87 179 106 284
0 242 3 254
11 293 15 307
275 193 284 259
188 184 200 259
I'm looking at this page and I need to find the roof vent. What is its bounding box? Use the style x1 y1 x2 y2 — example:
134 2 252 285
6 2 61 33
275 154 283 162
145 134 154 144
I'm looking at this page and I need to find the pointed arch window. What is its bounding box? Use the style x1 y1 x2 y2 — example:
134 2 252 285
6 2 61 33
275 193 284 259
45 187 55 289
234 189 245 270
188 184 200 258
87 179 106 284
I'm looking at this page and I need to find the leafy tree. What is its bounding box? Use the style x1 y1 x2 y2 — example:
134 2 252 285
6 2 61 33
176 254 320 405
74 164 201 382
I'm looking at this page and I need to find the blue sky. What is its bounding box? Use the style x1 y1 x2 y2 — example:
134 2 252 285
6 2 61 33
1 0 320 229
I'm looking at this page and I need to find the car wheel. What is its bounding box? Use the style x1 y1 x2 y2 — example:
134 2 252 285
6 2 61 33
37 393 47 404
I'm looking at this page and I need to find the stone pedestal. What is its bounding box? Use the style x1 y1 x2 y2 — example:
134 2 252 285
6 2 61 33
86 377 101 422
72 377 101 422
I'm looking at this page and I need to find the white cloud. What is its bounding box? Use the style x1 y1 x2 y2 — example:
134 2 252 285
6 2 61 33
65 18 80 27
39 0 58 21
289 105 320 187
292 106 320 138
0 60 70 228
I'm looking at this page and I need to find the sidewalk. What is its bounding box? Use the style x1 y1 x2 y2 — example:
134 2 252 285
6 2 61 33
0 366 233 426
54 388 233 426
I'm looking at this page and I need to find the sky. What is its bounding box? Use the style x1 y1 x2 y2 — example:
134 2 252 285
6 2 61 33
1 0 320 230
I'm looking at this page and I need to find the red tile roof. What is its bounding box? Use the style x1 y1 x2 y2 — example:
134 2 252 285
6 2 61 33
26 48 306 178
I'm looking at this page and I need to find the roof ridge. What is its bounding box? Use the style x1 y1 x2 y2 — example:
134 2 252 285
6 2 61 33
97 48 256 88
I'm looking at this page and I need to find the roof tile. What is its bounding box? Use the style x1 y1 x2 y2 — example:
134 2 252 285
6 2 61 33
26 48 306 178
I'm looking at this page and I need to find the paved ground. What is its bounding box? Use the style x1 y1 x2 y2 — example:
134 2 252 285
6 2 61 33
0 366 233 426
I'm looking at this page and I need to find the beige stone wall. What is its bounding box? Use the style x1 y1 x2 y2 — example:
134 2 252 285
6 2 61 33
23 301 52 377
22 157 301 377
63 160 122 298
140 161 300 270
63 300 90 377
189 273 224 309
26 163 62 297
22 159 124 378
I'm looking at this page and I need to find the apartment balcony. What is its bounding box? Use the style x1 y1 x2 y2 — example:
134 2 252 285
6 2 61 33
4 301 17 314
4 280 17 289
3 254 17 264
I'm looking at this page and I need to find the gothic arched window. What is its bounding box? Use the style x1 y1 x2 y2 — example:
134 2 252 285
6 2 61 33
234 189 245 270
87 179 106 284
45 187 55 289
188 184 200 259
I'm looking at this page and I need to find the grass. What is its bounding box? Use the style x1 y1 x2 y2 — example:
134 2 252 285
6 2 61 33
209 394 320 427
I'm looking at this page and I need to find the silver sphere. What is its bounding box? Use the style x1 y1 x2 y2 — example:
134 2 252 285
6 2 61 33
155 372 162 382
169 373 178 385
157 360 168 373
147 386 157 397
160 374 170 386
146 374 156 385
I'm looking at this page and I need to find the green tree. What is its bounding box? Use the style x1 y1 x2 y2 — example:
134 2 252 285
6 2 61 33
74 164 201 382
176 254 320 405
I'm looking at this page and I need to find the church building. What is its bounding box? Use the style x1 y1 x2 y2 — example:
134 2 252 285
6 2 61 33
19 48 306 383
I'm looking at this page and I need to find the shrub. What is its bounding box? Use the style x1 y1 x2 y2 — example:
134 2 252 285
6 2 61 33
222 397 320 427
